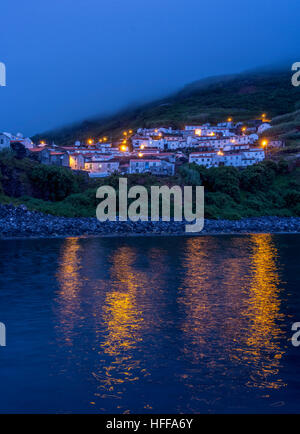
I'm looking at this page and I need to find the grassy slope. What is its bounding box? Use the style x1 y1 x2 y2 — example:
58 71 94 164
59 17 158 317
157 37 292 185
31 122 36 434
32 69 300 146
1 164 300 220
262 109 300 153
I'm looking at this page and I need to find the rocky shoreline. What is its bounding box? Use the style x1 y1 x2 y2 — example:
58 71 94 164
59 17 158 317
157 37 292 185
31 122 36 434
0 204 300 239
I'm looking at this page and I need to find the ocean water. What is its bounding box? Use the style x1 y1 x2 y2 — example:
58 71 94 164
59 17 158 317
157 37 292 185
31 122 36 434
0 234 299 414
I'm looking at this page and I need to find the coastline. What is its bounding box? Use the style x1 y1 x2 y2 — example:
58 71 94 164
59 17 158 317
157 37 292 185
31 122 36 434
1 203 300 240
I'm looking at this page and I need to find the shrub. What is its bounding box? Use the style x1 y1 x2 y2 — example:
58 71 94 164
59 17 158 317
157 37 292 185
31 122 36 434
240 162 275 192
284 190 300 207
209 166 241 201
178 165 202 186
28 165 84 201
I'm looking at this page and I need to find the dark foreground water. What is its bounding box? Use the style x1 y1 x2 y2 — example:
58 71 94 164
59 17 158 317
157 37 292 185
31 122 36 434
0 234 299 414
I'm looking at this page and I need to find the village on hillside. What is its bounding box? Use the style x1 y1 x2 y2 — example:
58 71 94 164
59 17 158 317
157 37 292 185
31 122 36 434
0 115 285 178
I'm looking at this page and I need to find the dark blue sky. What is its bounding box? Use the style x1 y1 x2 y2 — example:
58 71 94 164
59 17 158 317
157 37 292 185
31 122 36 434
0 0 299 136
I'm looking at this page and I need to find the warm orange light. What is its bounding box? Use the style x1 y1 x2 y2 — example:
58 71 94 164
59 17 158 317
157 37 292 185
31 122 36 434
87 139 93 145
129 130 133 134
120 145 127 152
138 152 143 157
140 144 145 150
228 117 232 122
123 131 127 136
195 129 202 136
69 155 76 170
103 137 107 141
242 126 247 132
261 139 268 148
217 151 224 156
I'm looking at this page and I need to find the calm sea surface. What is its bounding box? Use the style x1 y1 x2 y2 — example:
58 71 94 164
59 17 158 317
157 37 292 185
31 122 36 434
0 234 299 414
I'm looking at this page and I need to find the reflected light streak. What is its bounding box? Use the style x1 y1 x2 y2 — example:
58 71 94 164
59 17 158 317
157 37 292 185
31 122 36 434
237 234 286 390
55 237 83 346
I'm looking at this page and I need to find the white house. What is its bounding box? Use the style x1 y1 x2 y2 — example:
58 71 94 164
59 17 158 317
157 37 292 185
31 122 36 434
129 158 175 175
243 148 265 162
189 147 265 168
164 137 187 150
85 159 120 177
189 153 216 168
257 123 271 134
184 125 203 133
0 133 10 150
132 136 164 150
189 152 217 167
69 153 85 170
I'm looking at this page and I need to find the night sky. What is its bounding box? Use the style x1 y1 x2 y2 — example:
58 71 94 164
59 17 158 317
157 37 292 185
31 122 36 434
0 0 299 135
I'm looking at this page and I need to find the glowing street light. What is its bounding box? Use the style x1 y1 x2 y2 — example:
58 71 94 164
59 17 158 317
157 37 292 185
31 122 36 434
87 139 93 145
120 145 127 152
261 139 268 148
227 117 232 122
138 152 143 157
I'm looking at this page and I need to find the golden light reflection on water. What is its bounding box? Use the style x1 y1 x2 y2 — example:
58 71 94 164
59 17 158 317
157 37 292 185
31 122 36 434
54 238 169 410
55 237 83 346
236 234 286 390
53 234 288 412
178 234 286 394
93 246 154 407
178 238 216 355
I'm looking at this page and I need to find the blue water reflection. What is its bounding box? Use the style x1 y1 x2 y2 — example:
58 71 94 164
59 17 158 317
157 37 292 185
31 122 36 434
0 234 299 413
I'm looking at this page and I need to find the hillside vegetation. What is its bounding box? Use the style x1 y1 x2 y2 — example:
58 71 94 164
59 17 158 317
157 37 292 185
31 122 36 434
262 109 300 153
1 150 299 220
33 69 300 146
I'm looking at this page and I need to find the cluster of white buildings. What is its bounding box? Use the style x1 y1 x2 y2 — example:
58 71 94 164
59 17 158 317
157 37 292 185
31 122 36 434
0 132 34 151
0 118 283 177
189 148 265 168
131 123 260 152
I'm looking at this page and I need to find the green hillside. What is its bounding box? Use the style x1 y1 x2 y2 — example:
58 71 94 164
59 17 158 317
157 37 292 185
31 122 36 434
262 109 300 153
33 68 300 146
1 150 300 220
